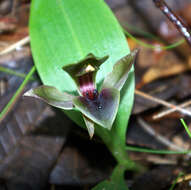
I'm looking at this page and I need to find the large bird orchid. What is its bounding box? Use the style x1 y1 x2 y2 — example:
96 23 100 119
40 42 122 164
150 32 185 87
24 49 137 138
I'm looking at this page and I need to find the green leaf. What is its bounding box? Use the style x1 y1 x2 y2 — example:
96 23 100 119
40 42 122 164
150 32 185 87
30 0 135 167
73 88 120 129
24 85 74 110
92 165 128 190
102 49 137 91
30 0 130 93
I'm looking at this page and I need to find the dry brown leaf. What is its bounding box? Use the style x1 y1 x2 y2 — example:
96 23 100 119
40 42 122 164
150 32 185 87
0 26 28 42
142 53 188 84
0 17 17 33
128 38 189 85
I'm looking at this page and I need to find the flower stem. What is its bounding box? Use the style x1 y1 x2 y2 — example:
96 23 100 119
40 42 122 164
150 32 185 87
95 126 144 172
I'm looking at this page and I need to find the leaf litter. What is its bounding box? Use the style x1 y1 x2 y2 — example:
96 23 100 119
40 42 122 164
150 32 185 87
1 0 191 189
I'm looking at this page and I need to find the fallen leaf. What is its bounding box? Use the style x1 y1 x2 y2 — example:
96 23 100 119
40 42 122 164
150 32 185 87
137 41 188 85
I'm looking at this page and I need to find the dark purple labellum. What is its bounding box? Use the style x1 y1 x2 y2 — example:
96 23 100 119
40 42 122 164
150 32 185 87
73 88 120 129
78 72 98 100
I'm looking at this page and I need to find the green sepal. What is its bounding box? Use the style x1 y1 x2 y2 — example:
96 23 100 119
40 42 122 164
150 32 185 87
62 53 109 77
24 85 74 110
102 49 138 91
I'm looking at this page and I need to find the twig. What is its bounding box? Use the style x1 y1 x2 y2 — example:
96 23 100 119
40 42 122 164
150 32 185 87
153 0 191 46
153 100 191 119
11 0 19 16
146 156 177 165
0 36 30 55
138 117 185 151
135 89 191 117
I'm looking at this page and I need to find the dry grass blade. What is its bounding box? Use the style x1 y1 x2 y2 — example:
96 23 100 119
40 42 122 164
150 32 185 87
0 36 30 56
153 100 191 119
138 117 185 151
135 89 191 117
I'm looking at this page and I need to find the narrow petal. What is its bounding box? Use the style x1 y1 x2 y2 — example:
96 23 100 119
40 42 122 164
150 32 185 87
73 88 120 130
24 85 74 110
101 49 138 91
83 115 95 139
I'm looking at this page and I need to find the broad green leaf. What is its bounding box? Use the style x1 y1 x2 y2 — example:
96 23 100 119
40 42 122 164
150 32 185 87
24 85 74 110
30 0 135 167
73 88 120 129
102 49 138 91
30 0 131 90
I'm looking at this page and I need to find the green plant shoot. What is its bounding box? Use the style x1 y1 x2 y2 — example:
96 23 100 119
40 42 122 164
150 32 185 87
29 0 141 189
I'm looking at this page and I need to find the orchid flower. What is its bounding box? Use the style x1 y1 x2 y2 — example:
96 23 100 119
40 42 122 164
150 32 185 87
24 49 138 138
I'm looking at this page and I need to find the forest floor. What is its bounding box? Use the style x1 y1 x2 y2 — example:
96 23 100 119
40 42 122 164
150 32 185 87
0 0 191 189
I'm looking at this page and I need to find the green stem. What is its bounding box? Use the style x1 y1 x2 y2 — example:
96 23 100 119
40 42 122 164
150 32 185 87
0 66 36 81
110 143 141 171
122 23 161 40
96 126 144 172
169 172 184 190
180 118 191 139
123 28 184 50
0 66 36 123
126 145 191 154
